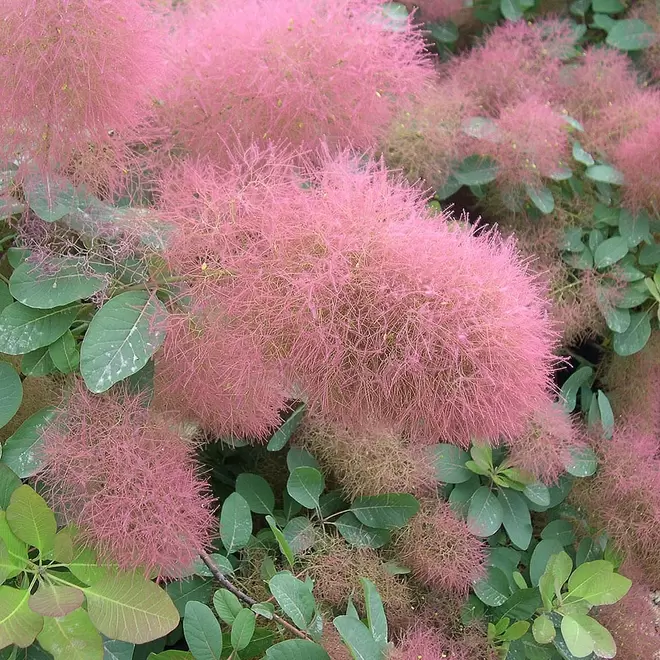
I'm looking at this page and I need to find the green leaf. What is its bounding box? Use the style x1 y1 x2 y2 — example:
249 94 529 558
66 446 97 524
560 366 594 413
541 520 575 546
235 474 275 515
350 494 420 529
606 19 658 50
523 483 551 507
561 615 595 657
220 493 253 554
500 0 523 21
492 588 542 622
1 407 56 478
183 601 222 660
572 142 594 167
359 578 387 647
503 621 530 642
619 210 650 248
252 602 275 619
533 615 556 644
565 561 631 605
103 638 136 660
6 485 57 554
265 516 295 568
562 246 593 270
467 487 503 537
525 185 555 214
436 176 462 200
333 615 382 660
24 175 86 222
267 403 306 451
597 392 614 439
498 489 532 550
193 553 233 578
80 291 167 393
569 615 616 657
470 444 493 472
592 0 623 11
0 586 44 648
231 608 256 651
265 640 330 660
613 311 651 356
213 589 243 626
0 465 21 509
62 542 108 586
585 165 624 185
268 572 315 630
428 20 459 43
36 608 103 660
166 577 213 617
593 236 628 268
428 444 472 483
283 517 317 554
639 243 660 266
0 303 79 355
286 448 320 471
454 156 498 186
21 347 57 376
49 331 80 373
564 446 597 477
287 467 324 509
0 363 22 429
617 280 651 308
28 585 85 617
9 258 106 310
448 474 480 517
539 552 573 610
0 528 27 583
530 540 565 586
334 512 390 549
0 282 13 315
472 566 511 606
84 572 179 644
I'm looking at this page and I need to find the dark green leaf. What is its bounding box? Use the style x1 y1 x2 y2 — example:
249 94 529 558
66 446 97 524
220 493 252 554
286 447 320 471
268 572 315 629
287 467 324 509
48 331 80 373
267 404 306 451
183 601 223 660
235 474 275 515
530 539 565 586
472 566 511 606
21 347 57 376
525 185 554 214
213 589 242 626
606 19 658 50
0 363 22 429
351 494 420 529
564 446 597 477
613 310 651 356
265 640 330 660
467 486 503 537
428 444 472 483
454 156 498 186
283 517 317 554
231 609 256 652
493 589 542 622
334 513 390 549
560 366 594 412
498 489 532 550
593 236 628 268
333 615 381 660
166 577 213 617
541 520 575 546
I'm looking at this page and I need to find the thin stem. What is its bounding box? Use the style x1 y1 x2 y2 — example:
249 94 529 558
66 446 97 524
198 550 312 641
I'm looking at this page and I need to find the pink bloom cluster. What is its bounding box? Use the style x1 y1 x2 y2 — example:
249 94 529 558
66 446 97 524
38 381 216 578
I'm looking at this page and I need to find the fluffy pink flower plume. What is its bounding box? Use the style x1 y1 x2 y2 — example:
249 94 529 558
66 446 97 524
0 0 164 190
157 0 432 161
154 313 288 440
38 381 217 578
396 501 486 595
470 96 570 189
388 625 475 660
613 117 660 210
446 20 573 113
559 48 639 127
160 146 556 445
507 398 582 484
571 422 660 586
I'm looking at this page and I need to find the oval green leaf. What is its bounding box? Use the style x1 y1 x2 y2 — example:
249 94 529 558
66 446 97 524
268 572 315 630
6 485 57 554
1 407 56 478
265 640 330 660
350 493 420 530
593 236 628 268
235 474 275 515
606 18 658 50
467 486 503 537
334 512 390 549
287 467 324 509
0 363 22 429
498 489 532 550
220 493 253 555
231 608 256 651
429 444 472 483
183 601 222 660
37 608 103 660
613 310 652 356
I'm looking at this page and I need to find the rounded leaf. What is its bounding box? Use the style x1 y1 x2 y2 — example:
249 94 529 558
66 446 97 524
6 485 57 554
350 494 420 529
564 446 597 477
467 487 503 537
606 19 658 50
532 614 556 644
220 493 253 554
231 608 256 651
287 467 324 509
593 236 629 269
0 363 22 429
36 608 103 660
0 586 44 648
472 567 511 606
265 640 330 660
268 572 315 629
235 474 275 515
334 512 390 549
429 444 472 483
183 601 222 660
498 489 532 550
613 311 652 356
1 407 56 478
80 291 167 393
28 585 85 617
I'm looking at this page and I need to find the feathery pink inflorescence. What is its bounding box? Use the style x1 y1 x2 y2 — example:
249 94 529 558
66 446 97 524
612 116 660 210
158 0 432 161
0 0 163 188
570 422 660 587
154 313 288 440
404 0 465 21
38 381 217 578
160 145 556 445
507 398 582 484
388 626 474 660
396 501 486 595
470 96 570 189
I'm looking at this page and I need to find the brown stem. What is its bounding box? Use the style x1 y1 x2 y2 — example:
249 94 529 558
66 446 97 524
198 550 313 641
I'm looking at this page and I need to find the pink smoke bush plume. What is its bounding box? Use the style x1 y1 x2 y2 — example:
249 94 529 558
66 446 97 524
507 398 581 484
0 0 163 187
154 313 288 440
404 0 464 21
570 422 660 586
38 381 216 578
160 146 556 445
396 501 486 595
470 97 570 189
158 0 432 161
388 624 497 660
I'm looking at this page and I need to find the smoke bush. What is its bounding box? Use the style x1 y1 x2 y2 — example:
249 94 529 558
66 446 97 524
0 0 163 188
389 625 497 660
395 500 486 595
38 381 216 578
158 0 432 160
160 146 555 445
296 419 437 499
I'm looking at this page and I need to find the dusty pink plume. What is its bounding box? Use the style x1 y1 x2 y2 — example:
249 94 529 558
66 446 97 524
157 0 432 161
0 0 164 193
389 624 497 660
38 380 217 578
160 145 556 446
